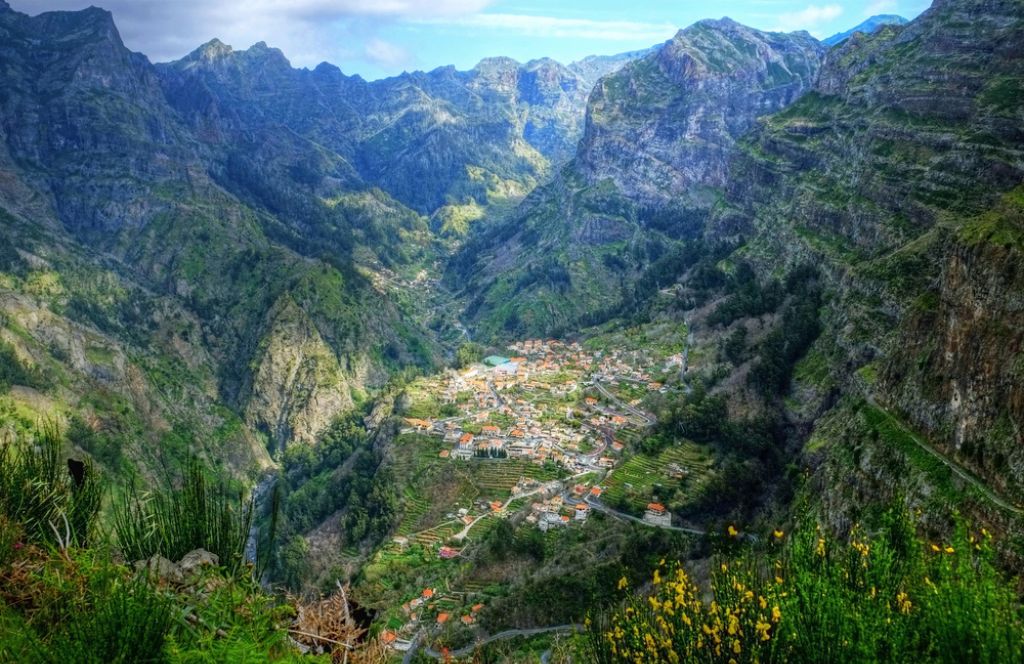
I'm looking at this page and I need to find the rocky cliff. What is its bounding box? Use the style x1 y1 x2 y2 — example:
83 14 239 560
156 42 643 217
718 0 1024 499
0 3 435 477
453 20 825 338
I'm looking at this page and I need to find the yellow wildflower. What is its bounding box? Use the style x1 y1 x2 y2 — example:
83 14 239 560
771 605 782 623
944 546 955 554
618 576 629 590
815 538 826 557
930 543 941 552
728 525 739 538
773 529 785 539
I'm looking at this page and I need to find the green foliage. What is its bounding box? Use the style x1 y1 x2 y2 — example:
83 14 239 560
707 261 783 328
272 413 398 587
587 512 1024 663
0 339 46 392
114 459 252 572
455 341 485 368
748 265 823 397
0 424 102 547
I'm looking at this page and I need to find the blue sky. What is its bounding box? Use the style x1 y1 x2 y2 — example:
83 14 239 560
12 1 932 79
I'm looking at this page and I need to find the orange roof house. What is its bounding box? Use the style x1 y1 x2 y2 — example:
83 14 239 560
647 502 666 513
437 612 450 625
590 486 603 497
422 588 435 599
381 631 397 645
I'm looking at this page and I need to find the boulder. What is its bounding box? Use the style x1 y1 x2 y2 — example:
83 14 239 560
178 548 220 578
134 555 183 585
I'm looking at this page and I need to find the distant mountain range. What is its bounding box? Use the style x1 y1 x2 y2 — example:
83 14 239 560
823 13 909 45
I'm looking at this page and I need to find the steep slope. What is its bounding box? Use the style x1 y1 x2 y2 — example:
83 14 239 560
0 2 436 476
718 0 1024 501
157 44 643 221
453 20 825 338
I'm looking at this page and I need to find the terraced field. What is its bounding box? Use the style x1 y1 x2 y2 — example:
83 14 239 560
468 460 566 494
601 443 714 513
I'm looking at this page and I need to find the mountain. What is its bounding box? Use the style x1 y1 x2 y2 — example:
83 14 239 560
822 14 909 46
4 0 1024 659
452 19 825 338
157 41 643 223
0 3 447 472
461 0 1024 510
720 0 1024 508
0 2 650 482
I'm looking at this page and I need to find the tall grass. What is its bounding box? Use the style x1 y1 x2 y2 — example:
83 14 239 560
40 574 173 664
113 458 253 572
0 423 102 547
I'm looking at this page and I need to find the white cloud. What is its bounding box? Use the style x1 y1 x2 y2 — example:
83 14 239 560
363 37 411 67
771 3 843 32
7 0 494 65
419 13 678 42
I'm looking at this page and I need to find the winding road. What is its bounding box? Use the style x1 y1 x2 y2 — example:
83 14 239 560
419 624 583 660
592 380 656 426
868 397 1023 516
582 495 706 536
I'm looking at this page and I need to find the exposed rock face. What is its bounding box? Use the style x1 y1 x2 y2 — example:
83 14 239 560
0 2 436 465
245 297 354 453
156 42 645 215
455 19 825 338
715 0 1024 496
578 19 823 206
882 205 1024 498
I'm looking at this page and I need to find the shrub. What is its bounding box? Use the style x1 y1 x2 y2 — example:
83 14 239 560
114 459 252 572
0 423 102 547
587 513 1024 663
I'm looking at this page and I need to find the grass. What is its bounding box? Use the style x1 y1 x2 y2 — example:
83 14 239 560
113 458 254 574
0 422 102 547
602 443 713 514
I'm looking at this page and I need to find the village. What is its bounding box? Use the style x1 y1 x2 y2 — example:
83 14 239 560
374 336 698 657
401 338 684 473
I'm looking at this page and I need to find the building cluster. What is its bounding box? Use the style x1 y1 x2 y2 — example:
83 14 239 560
403 339 669 472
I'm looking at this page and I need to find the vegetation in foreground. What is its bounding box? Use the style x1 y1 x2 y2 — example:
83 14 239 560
586 511 1024 663
0 423 383 663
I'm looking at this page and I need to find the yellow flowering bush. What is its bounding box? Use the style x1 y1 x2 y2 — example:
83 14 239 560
586 512 1024 663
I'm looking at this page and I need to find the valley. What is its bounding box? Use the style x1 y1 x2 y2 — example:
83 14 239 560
1 0 1024 661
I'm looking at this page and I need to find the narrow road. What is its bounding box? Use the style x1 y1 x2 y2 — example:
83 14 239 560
868 397 1023 516
420 624 582 659
592 380 656 426
583 496 706 536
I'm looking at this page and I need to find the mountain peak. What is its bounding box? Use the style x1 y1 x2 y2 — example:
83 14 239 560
823 14 908 46
194 38 233 60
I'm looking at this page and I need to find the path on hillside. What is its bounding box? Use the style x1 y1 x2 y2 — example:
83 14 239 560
868 397 1023 516
420 624 582 659
583 496 706 536
452 484 552 542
